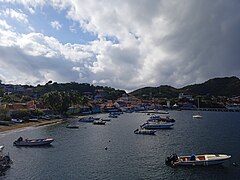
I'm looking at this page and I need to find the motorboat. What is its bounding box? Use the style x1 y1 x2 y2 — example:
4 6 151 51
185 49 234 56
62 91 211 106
192 113 203 119
66 124 79 129
165 153 231 166
101 118 111 121
79 116 100 122
0 146 12 173
148 115 175 123
134 129 156 135
13 137 54 146
141 122 174 129
108 114 118 118
93 120 106 125
109 112 122 115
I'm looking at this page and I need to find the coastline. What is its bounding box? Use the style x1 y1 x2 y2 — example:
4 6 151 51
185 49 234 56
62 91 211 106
0 119 64 133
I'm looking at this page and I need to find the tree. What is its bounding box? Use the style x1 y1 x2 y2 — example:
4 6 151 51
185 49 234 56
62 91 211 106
21 95 32 103
0 88 4 97
79 96 89 107
0 106 11 121
43 91 71 114
43 91 63 114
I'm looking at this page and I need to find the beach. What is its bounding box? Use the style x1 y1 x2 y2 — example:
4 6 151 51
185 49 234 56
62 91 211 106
0 119 64 133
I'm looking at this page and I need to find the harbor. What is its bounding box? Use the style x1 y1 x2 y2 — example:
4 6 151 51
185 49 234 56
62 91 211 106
0 110 239 179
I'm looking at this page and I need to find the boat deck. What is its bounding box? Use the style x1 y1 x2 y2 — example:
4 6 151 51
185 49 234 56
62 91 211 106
179 155 206 162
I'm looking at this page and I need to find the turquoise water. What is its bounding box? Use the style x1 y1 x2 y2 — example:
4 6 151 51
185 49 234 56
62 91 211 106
0 111 240 180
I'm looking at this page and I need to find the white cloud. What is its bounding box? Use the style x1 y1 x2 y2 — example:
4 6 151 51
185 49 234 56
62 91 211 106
0 19 12 30
0 0 240 91
3 8 29 24
50 20 62 30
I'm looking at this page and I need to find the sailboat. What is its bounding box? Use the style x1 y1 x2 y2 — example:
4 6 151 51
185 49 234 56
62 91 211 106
193 97 202 119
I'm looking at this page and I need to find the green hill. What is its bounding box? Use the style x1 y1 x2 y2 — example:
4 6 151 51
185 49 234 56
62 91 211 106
129 76 240 99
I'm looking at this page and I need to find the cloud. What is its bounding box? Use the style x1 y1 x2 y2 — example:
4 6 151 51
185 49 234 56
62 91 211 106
50 20 62 30
0 19 12 30
0 0 240 92
2 8 29 24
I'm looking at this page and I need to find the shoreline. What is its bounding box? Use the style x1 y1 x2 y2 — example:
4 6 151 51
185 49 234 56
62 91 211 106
0 119 64 134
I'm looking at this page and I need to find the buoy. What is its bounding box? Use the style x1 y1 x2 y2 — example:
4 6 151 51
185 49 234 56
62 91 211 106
109 140 111 142
105 147 108 150
233 162 237 166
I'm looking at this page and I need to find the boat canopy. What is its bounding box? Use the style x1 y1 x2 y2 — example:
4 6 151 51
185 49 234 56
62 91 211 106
190 154 196 161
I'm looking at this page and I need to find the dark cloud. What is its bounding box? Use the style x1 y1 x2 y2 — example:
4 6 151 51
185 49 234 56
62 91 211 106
0 0 240 91
0 46 80 84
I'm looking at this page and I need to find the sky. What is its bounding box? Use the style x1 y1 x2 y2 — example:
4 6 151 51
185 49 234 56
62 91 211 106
0 0 240 92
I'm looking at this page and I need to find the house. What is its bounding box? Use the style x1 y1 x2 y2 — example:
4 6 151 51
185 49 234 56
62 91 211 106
179 93 193 100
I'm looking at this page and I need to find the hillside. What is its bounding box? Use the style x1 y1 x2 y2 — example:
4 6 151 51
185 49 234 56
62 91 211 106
33 82 126 100
129 76 240 99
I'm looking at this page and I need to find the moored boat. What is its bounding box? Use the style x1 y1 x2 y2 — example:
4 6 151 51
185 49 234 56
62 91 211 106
101 118 111 121
193 98 203 119
108 114 118 118
192 113 202 119
66 124 79 128
0 146 12 173
93 120 106 125
13 137 54 146
148 115 175 123
79 116 100 122
165 153 231 166
134 129 156 135
141 122 174 129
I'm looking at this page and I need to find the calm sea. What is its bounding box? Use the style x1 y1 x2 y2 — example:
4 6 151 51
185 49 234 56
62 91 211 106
0 111 240 180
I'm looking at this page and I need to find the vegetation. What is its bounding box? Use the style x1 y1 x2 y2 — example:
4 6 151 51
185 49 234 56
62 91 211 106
11 110 30 120
42 90 89 114
0 106 11 121
0 94 32 103
130 76 240 99
34 82 126 100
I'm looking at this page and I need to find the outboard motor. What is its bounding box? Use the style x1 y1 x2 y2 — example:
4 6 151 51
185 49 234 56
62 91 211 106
17 137 23 142
165 153 178 166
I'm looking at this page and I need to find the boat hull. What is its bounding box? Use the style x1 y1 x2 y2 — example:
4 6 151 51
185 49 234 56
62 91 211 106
174 159 227 166
66 125 79 129
134 129 156 135
142 123 174 129
13 138 54 146
166 154 231 166
93 120 106 125
79 117 100 122
193 115 202 119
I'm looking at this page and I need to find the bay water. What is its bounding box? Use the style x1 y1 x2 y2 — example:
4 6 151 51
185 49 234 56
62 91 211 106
0 111 240 180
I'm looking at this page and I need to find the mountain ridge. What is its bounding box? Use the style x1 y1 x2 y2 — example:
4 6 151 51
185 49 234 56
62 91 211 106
129 76 240 98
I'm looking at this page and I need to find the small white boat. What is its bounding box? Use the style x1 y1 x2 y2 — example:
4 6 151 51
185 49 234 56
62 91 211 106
165 153 231 166
134 129 156 135
192 113 202 119
13 137 54 146
193 97 203 119
141 122 174 129
148 115 175 123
